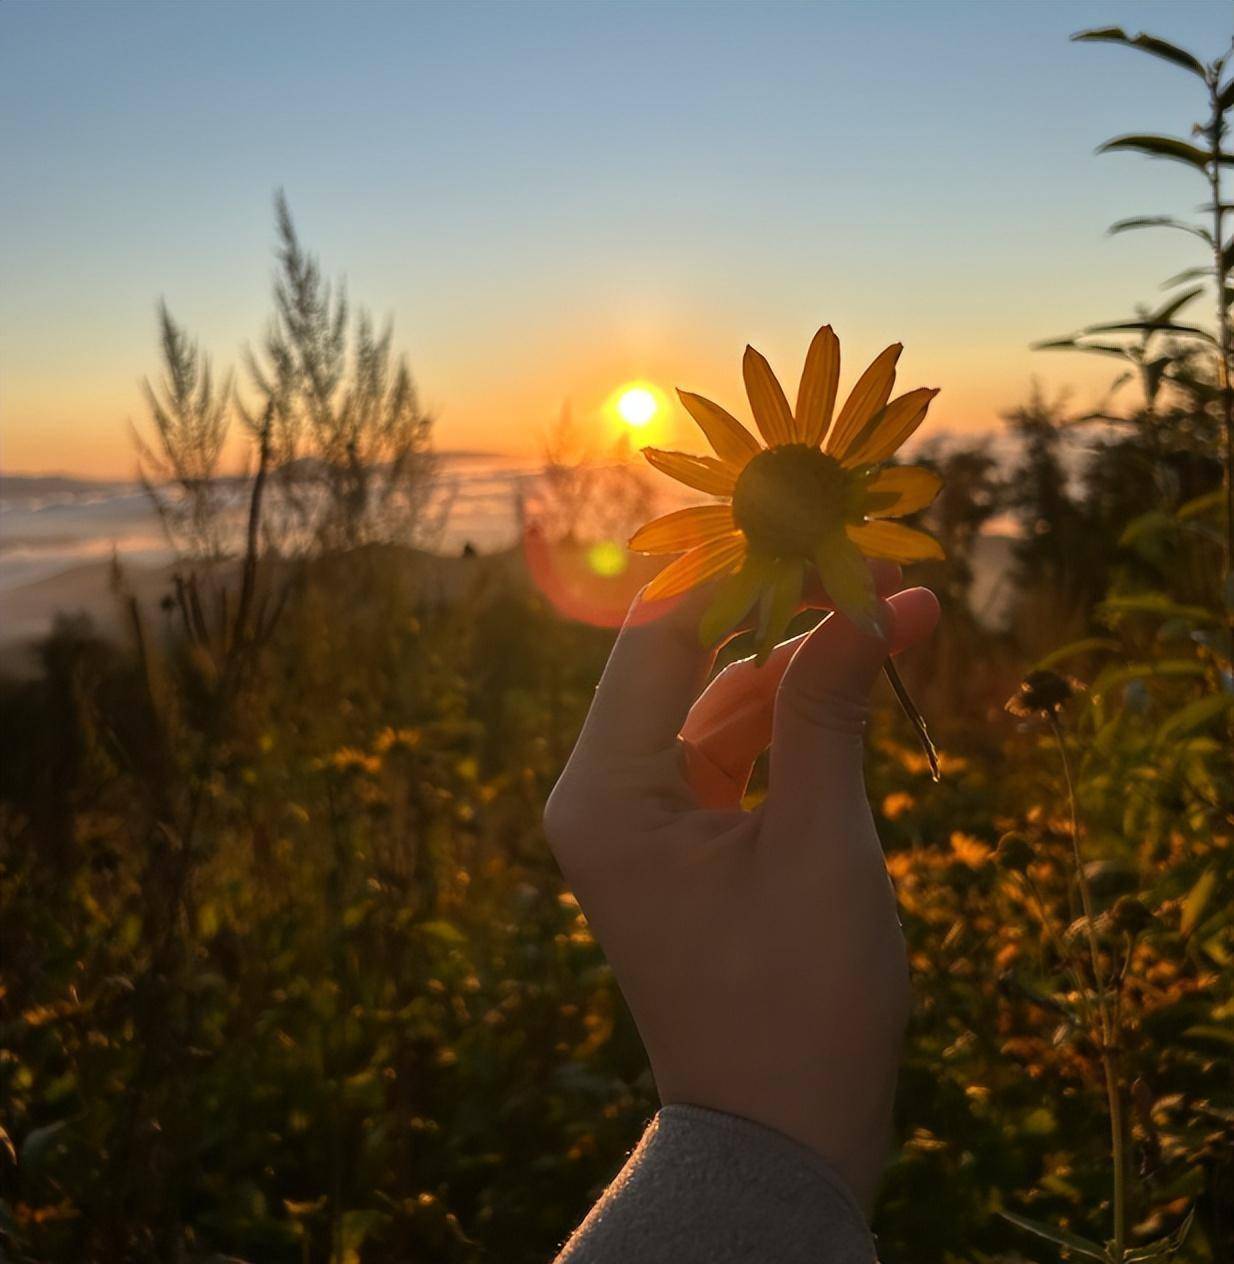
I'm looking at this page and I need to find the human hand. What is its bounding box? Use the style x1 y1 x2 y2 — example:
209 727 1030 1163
544 564 940 1211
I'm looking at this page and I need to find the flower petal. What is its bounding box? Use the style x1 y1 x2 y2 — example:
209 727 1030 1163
699 552 776 646
629 504 736 554
643 532 747 602
796 325 840 448
642 448 739 496
743 346 796 447
846 520 945 561
862 465 942 518
753 557 803 663
813 533 879 637
843 388 939 467
826 343 902 462
676 390 761 466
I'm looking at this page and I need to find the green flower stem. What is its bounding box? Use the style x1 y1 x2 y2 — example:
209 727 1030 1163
1205 73 1234 604
1023 871 1094 1028
882 660 941 782
1049 717 1126 1262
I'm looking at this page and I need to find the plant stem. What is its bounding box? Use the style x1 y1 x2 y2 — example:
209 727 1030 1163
1208 77 1234 603
1103 1047 1128 1264
883 660 941 781
1049 717 1126 1260
1024 871 1093 1027
1050 721 1103 995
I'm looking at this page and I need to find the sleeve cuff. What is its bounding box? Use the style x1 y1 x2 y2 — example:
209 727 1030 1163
554 1103 877 1264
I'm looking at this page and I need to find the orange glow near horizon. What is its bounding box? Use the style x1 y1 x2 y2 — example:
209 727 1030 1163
0 330 1128 481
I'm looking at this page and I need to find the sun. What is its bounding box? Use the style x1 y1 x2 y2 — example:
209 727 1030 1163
603 380 670 446
616 386 658 428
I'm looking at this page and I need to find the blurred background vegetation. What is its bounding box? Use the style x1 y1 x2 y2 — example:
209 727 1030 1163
2 25 1233 1264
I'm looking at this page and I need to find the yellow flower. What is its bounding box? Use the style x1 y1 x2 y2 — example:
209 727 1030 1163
629 325 944 657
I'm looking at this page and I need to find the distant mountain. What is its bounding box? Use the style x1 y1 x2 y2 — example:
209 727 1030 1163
0 474 126 499
0 452 510 501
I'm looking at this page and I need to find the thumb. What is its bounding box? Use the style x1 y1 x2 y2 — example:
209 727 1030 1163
766 587 940 822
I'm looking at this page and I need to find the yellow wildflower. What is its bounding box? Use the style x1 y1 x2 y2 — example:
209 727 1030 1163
630 325 943 657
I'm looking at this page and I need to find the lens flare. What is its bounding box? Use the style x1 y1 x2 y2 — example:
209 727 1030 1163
586 540 628 577
523 526 662 628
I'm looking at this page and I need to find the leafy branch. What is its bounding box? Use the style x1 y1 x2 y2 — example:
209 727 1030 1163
1058 26 1234 598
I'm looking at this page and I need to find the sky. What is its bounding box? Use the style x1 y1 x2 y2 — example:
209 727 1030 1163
1 0 1231 478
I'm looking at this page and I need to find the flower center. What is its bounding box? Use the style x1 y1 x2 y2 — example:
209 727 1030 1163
731 445 857 559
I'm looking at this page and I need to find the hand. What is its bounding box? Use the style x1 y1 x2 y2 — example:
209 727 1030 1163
544 564 940 1211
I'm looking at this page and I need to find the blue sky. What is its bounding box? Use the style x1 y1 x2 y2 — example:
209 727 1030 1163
1 0 1230 474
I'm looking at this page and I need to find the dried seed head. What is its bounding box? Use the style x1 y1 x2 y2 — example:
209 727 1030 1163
1005 669 1083 719
995 832 1035 873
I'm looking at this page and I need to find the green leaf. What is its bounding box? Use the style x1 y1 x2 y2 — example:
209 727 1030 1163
417 919 466 946
1120 510 1177 548
1157 693 1234 742
1032 337 1133 360
1181 1023 1234 1048
1123 1207 1196 1260
1109 216 1212 245
754 559 803 664
1177 489 1224 520
1159 266 1214 289
1090 659 1207 698
1100 592 1219 623
814 534 879 638
1031 637 1121 671
1151 286 1205 323
1072 28 1207 79
699 554 772 647
20 1120 69 1173
999 1210 1108 1260
1180 868 1217 936
1081 319 1216 345
1097 134 1228 171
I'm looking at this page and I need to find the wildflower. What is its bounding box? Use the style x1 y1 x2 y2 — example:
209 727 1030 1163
318 747 382 776
950 831 993 868
1109 895 1154 935
629 326 943 658
881 791 916 820
1005 670 1083 720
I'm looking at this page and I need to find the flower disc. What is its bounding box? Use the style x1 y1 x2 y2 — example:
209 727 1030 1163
731 445 857 559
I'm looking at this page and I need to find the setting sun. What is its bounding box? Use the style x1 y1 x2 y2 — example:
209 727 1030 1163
616 385 658 427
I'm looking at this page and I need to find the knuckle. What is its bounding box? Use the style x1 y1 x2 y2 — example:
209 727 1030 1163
777 679 869 736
